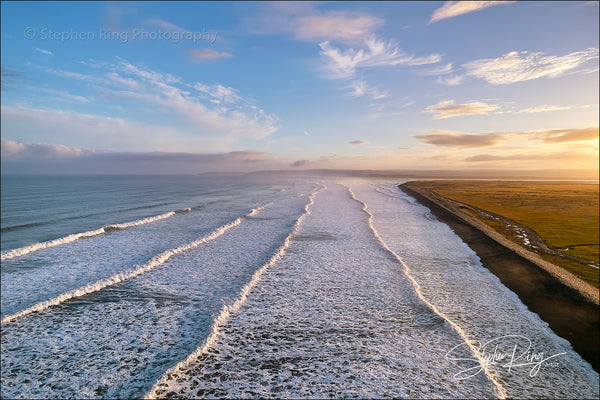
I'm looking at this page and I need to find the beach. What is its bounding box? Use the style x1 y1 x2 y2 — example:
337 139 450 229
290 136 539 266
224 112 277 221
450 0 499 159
399 182 600 372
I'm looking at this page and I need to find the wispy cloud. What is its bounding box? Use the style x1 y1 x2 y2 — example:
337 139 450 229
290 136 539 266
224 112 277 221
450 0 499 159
34 48 53 55
186 49 232 62
416 130 504 148
320 38 441 79
516 105 577 114
430 1 514 24
463 48 599 85
348 80 389 100
349 140 369 145
424 100 500 119
146 18 188 32
21 59 280 151
193 83 242 104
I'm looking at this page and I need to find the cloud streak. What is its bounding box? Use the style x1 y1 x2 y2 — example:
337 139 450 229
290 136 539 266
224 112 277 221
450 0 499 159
430 1 514 23
349 140 369 145
319 38 441 79
416 130 504 148
186 49 232 61
415 127 599 149
424 100 500 119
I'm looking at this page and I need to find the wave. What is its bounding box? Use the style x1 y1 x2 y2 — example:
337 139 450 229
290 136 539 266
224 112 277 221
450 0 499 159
0 206 265 325
0 210 185 261
145 184 327 399
344 185 508 399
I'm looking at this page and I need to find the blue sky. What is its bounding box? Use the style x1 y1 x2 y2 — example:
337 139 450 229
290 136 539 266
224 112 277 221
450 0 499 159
1 1 598 173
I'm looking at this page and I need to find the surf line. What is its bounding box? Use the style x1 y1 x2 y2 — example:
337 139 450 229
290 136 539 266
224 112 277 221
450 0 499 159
0 209 193 261
1 206 265 325
344 185 508 400
144 184 327 399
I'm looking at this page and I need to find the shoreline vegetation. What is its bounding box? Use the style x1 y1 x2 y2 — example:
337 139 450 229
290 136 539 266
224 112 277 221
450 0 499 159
399 181 599 372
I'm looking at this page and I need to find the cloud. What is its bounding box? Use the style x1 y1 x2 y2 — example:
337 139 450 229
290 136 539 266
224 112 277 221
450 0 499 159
420 63 454 75
430 1 514 23
147 18 187 32
349 140 369 145
1 140 95 159
249 5 383 45
465 150 597 162
319 37 441 79
436 74 464 86
295 13 383 43
34 59 279 149
516 105 576 114
193 83 242 104
463 48 599 85
34 48 53 55
415 126 599 149
348 80 388 100
416 130 505 148
424 100 500 119
1 140 284 174
186 49 233 62
529 127 599 143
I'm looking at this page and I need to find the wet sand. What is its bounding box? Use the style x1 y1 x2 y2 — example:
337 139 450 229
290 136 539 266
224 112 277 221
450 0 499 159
399 183 599 372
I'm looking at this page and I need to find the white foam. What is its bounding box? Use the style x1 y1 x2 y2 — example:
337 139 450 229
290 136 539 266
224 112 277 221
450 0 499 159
1 206 264 325
1 211 178 261
344 184 508 399
145 184 327 399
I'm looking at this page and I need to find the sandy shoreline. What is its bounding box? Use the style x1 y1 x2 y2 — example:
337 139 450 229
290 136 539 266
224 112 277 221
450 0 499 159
398 183 599 372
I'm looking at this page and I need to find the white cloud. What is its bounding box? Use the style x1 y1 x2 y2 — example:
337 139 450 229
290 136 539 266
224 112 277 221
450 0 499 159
35 59 279 149
424 100 500 119
319 37 441 79
348 80 389 100
430 1 514 23
1 105 178 152
463 48 599 85
34 48 53 55
436 74 464 86
193 83 242 104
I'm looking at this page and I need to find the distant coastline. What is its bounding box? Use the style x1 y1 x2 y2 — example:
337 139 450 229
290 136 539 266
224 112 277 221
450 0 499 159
399 182 599 372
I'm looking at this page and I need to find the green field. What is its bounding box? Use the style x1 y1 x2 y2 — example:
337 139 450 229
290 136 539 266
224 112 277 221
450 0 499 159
404 180 599 287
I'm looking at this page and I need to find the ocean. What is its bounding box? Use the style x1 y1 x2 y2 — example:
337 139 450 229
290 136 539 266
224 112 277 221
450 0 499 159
1 175 598 399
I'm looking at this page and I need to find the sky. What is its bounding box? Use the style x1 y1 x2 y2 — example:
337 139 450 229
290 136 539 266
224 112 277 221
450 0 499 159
1 1 599 174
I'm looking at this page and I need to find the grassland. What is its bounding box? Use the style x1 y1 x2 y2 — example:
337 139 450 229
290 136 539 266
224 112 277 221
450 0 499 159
403 180 599 287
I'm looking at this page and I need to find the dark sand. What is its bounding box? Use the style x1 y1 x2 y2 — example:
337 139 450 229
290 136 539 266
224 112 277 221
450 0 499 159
399 184 599 373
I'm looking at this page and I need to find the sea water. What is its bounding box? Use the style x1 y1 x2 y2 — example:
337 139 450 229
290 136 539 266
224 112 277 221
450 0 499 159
1 175 597 399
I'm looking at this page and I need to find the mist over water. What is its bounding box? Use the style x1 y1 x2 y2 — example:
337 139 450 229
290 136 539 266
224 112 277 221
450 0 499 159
1 175 597 399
